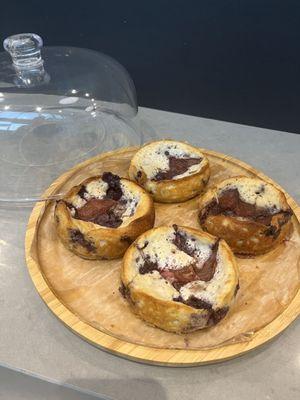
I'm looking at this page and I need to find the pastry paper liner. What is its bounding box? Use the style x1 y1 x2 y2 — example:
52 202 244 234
30 148 300 349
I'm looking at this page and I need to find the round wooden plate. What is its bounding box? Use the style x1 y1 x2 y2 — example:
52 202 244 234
25 147 300 366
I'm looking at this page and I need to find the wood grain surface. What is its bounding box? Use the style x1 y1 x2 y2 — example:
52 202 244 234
25 147 300 366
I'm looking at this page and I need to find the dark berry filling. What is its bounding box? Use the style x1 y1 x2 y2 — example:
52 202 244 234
153 155 202 181
71 172 133 228
200 188 292 236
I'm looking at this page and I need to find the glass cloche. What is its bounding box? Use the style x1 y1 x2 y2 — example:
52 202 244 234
0 33 154 204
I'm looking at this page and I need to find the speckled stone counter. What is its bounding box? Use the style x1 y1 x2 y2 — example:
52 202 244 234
0 108 299 400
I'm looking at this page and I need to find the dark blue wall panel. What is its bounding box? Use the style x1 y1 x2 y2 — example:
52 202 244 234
1 0 300 132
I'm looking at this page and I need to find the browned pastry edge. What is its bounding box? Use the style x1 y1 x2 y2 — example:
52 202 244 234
198 177 293 256
129 140 211 203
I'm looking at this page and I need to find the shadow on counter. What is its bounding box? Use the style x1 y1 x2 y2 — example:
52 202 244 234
0 366 105 400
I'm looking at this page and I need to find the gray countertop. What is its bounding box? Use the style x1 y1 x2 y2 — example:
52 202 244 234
0 107 299 400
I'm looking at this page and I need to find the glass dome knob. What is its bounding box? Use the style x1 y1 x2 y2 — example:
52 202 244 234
3 33 44 68
3 33 48 86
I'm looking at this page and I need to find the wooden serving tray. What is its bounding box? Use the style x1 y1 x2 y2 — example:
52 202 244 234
25 147 300 366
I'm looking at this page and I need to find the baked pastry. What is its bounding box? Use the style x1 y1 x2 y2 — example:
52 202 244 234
199 176 293 256
121 225 239 333
128 140 210 203
55 172 155 260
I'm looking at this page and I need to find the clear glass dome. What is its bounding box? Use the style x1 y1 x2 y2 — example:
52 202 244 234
0 33 154 204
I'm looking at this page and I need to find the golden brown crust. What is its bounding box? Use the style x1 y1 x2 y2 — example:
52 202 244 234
55 176 155 260
128 140 211 203
121 226 239 333
128 288 209 333
198 176 293 256
201 214 293 256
